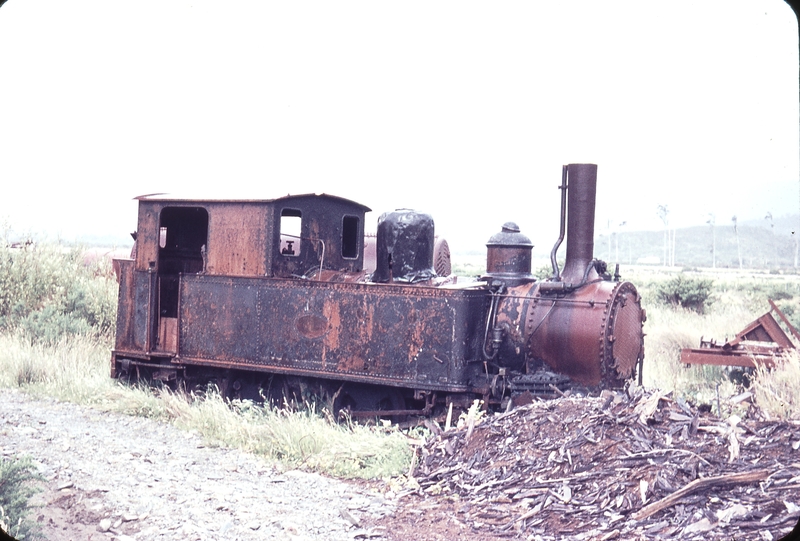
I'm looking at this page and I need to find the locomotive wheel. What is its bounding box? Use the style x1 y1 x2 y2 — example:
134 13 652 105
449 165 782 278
333 383 407 423
262 375 302 408
229 373 267 402
116 368 132 385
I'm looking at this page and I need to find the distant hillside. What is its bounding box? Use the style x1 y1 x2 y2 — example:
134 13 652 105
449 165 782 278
594 216 799 270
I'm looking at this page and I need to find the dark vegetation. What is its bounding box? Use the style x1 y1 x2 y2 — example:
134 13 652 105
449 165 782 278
0 456 42 540
655 275 715 313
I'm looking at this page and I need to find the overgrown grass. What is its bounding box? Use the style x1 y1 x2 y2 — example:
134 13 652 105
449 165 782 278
0 333 115 403
162 391 413 478
637 300 743 413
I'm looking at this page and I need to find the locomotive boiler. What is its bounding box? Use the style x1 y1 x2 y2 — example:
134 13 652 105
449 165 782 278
111 163 645 416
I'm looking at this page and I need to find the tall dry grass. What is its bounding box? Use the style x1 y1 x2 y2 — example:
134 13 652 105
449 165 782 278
751 350 800 420
640 299 755 403
161 390 413 478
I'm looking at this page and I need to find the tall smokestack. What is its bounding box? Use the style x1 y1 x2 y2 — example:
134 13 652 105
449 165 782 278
561 163 598 284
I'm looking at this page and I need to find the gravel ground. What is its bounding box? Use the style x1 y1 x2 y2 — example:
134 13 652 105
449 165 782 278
0 389 395 541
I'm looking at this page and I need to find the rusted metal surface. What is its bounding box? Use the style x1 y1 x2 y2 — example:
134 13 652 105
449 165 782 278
769 298 800 343
133 194 369 278
176 275 486 392
506 163 645 387
269 194 370 279
680 346 782 369
112 163 646 412
525 280 643 387
680 300 797 369
113 260 155 354
487 277 643 387
561 163 599 284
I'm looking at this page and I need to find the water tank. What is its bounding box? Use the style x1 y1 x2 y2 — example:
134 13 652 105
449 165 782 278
372 210 436 283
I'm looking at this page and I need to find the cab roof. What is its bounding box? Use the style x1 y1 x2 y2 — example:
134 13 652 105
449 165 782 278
134 192 371 212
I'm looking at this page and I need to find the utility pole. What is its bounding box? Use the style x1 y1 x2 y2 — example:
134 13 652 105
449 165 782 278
657 205 669 267
732 215 742 269
670 228 676 267
765 212 778 269
707 214 716 268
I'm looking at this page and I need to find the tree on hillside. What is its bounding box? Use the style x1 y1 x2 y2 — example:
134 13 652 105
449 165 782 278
603 219 629 264
732 215 742 269
765 212 777 267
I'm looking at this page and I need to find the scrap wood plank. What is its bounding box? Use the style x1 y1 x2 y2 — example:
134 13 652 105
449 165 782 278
632 469 770 521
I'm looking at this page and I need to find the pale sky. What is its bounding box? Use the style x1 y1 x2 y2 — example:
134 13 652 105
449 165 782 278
0 0 797 254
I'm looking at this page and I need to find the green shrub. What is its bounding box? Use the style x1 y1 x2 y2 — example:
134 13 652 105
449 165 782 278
0 456 42 540
770 289 793 301
0 240 117 344
534 262 558 281
656 274 714 313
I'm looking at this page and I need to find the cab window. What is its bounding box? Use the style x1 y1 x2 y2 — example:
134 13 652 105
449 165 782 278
280 208 301 257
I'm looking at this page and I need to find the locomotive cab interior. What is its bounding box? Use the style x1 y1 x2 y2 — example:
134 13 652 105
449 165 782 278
156 206 208 351
279 210 361 261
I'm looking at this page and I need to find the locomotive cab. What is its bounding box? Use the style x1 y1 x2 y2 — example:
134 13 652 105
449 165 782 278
115 194 371 358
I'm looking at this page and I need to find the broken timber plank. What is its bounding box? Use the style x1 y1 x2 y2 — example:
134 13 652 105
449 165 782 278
632 469 770 521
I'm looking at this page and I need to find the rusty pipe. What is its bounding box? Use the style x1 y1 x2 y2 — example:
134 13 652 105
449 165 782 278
561 164 599 284
538 258 601 293
549 165 568 280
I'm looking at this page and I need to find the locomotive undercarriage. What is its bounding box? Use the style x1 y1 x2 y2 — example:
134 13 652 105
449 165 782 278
112 352 573 422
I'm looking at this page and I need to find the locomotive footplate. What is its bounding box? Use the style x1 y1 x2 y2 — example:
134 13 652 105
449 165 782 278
507 370 572 396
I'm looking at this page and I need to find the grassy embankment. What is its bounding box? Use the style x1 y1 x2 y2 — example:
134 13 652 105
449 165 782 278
2 241 799 538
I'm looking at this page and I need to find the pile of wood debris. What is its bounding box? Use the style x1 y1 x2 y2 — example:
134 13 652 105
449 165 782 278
396 388 800 540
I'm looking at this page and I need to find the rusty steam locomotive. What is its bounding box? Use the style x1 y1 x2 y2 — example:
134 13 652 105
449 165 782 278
111 163 645 416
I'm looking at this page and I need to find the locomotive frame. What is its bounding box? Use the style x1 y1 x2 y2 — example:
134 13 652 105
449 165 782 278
111 164 645 417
